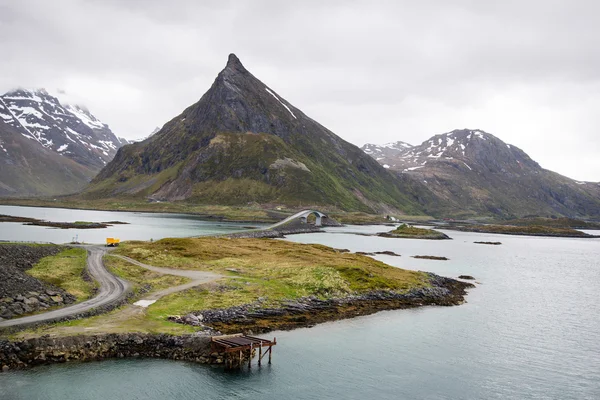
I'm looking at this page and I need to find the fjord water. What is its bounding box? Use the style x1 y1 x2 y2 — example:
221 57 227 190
1 218 600 399
0 205 265 243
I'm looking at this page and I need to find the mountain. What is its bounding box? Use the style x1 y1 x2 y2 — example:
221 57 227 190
0 118 95 196
362 129 600 218
0 88 125 196
362 141 412 169
84 54 425 214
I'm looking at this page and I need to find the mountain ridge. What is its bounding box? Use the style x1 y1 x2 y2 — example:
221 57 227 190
0 88 126 196
362 129 600 218
84 54 426 214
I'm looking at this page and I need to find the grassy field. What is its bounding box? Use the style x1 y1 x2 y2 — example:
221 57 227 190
104 255 191 295
464 224 591 236
390 224 437 236
27 247 95 300
13 238 431 338
498 217 600 229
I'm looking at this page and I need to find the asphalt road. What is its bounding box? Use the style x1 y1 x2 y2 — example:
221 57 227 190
0 246 131 329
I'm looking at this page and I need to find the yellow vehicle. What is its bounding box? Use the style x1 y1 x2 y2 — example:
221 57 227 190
106 238 120 247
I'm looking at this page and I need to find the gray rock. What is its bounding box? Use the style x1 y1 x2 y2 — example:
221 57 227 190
50 295 63 303
24 297 39 306
9 303 24 315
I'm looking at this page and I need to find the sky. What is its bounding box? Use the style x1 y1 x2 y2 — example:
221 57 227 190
1 0 599 181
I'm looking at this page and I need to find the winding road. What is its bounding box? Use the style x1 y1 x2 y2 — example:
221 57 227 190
0 211 324 329
111 255 221 307
0 246 131 329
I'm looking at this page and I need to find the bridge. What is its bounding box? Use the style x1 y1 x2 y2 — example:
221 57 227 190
267 210 329 229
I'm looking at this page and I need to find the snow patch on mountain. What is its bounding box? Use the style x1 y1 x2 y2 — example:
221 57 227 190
265 88 297 119
0 88 124 169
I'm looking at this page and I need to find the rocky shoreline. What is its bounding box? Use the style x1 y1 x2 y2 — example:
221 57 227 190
170 273 474 334
0 333 219 372
0 273 473 372
443 225 599 238
223 226 323 239
377 232 451 240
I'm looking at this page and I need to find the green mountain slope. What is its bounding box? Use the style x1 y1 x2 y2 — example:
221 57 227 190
84 54 425 214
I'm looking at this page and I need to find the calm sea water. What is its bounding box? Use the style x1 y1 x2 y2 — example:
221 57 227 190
1 211 600 399
0 205 266 243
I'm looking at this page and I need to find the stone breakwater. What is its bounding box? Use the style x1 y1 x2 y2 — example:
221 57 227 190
224 226 323 239
0 333 219 372
170 273 474 334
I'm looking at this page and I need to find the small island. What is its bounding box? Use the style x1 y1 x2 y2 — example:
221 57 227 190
412 255 449 260
455 224 597 238
0 215 129 229
378 224 450 240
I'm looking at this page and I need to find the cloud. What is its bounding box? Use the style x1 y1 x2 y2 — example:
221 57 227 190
1 0 598 180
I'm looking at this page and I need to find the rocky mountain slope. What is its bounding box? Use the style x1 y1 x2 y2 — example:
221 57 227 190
0 89 126 196
84 54 425 214
362 129 600 218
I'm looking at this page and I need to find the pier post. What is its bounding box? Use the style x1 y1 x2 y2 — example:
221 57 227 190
258 343 263 367
248 344 252 369
268 346 272 364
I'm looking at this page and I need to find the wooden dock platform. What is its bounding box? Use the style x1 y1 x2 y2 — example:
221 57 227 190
211 334 276 369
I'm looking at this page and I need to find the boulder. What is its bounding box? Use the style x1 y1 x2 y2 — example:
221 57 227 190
24 297 39 306
50 295 64 304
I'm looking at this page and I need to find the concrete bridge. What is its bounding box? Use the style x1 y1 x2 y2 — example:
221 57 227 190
267 210 329 229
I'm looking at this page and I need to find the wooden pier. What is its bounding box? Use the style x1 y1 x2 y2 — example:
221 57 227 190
211 334 276 369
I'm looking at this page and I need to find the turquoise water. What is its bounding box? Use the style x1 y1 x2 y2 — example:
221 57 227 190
1 220 600 399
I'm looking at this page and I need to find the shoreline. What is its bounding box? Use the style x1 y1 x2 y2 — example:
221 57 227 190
171 272 473 334
0 274 473 372
439 226 600 238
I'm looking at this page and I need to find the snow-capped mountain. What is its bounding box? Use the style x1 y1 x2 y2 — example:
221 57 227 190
362 129 600 218
361 141 412 169
0 88 129 196
0 88 125 169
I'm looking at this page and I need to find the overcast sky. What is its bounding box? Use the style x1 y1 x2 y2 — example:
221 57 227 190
1 0 599 181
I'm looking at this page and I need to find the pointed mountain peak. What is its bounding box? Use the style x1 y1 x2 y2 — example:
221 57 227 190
224 53 247 73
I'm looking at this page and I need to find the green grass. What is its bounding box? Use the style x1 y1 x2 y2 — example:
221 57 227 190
115 237 429 320
12 237 431 338
27 247 95 300
467 224 589 236
390 224 440 236
104 255 191 295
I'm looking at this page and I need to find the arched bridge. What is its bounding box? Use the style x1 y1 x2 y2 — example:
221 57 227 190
267 210 329 229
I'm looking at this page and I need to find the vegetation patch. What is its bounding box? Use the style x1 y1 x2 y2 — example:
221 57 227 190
104 256 190 296
112 238 430 324
499 217 600 230
0 214 128 229
457 224 595 237
27 247 94 301
378 224 450 240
